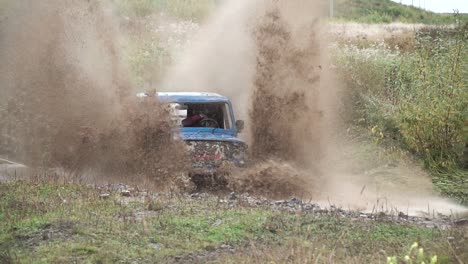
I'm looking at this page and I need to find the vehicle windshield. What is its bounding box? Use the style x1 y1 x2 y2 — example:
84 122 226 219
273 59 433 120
165 103 232 129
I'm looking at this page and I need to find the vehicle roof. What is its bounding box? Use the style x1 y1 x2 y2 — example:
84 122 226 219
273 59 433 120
138 92 230 103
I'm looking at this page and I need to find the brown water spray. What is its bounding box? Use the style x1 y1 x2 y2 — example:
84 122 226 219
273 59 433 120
0 0 188 188
161 0 331 197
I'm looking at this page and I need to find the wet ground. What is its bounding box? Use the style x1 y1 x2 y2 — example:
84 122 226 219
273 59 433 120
90 182 468 230
1 155 467 224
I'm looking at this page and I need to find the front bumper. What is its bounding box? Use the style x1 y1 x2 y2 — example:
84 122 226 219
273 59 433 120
185 140 247 173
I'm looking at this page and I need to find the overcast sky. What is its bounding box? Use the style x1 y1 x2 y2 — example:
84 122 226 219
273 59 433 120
390 0 468 13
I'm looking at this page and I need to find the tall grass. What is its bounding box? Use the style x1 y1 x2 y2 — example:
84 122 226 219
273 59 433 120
395 25 467 171
335 21 468 203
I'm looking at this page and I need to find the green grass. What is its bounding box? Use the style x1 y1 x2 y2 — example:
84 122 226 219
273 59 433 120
332 0 465 24
109 0 467 23
110 0 219 20
0 181 466 263
334 22 468 204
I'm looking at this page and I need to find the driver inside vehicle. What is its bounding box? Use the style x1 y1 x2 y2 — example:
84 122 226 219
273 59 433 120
181 112 205 127
181 104 222 128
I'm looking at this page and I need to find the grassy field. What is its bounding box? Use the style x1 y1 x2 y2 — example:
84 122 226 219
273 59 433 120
333 0 465 24
0 181 466 263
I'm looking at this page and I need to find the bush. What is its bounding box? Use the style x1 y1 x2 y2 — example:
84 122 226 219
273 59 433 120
334 21 468 202
333 41 400 131
395 24 467 171
387 242 438 264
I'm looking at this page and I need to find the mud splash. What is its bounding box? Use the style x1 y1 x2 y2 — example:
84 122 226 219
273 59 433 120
161 0 330 197
0 0 465 216
229 2 328 199
0 0 188 188
158 0 467 216
249 6 324 164
227 160 317 199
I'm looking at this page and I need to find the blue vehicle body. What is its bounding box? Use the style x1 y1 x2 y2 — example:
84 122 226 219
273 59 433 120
156 92 244 143
138 92 247 171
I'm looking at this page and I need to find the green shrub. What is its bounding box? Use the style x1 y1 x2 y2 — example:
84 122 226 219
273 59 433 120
341 24 466 171
334 21 468 202
333 42 400 132
362 11 393 23
395 24 467 171
387 242 438 264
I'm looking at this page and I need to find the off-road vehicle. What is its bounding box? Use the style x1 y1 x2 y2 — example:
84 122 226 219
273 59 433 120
138 92 248 177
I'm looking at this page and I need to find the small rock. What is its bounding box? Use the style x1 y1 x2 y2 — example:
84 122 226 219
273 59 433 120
219 244 235 252
213 219 224 226
99 193 110 199
454 218 468 226
289 197 302 204
447 236 455 241
42 232 50 240
398 212 408 218
121 190 131 197
229 192 237 200
149 243 161 250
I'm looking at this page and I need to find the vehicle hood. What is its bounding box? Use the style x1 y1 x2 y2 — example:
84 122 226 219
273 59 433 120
179 129 245 144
